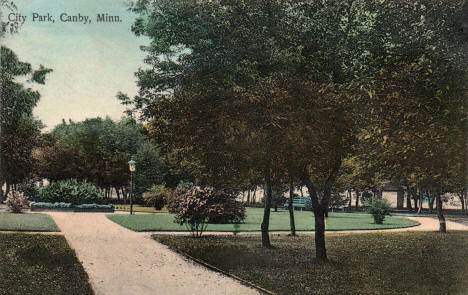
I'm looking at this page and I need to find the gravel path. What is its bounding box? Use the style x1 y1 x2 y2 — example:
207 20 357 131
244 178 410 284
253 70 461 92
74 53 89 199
48 212 259 295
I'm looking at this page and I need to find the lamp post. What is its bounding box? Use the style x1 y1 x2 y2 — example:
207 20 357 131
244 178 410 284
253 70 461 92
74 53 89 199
128 159 136 215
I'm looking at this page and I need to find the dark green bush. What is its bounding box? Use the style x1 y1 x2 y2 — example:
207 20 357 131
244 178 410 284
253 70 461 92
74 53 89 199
365 198 391 224
144 185 172 210
37 180 105 205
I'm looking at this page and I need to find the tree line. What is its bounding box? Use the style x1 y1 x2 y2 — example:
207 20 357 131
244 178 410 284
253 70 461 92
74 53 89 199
121 0 467 260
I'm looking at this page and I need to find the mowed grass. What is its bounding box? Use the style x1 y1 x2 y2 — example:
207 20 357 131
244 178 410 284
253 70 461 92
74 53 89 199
107 208 418 232
0 233 93 295
155 231 468 295
0 212 60 232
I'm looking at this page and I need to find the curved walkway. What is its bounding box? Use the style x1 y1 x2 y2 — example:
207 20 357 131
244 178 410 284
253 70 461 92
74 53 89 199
48 212 259 295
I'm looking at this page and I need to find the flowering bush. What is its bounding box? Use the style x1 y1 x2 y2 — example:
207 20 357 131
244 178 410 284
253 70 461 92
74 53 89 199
5 192 29 213
171 186 245 237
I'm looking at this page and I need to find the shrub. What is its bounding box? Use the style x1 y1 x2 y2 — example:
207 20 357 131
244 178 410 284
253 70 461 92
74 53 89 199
144 185 172 210
171 186 246 237
75 204 113 209
37 180 105 205
30 202 73 209
17 179 39 200
5 192 29 213
167 181 194 213
365 198 391 224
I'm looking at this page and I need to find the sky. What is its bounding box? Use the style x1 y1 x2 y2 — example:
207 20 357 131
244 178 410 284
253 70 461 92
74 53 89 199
2 0 149 130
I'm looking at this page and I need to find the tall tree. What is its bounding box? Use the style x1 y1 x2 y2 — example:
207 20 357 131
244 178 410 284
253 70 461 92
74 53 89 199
0 46 51 199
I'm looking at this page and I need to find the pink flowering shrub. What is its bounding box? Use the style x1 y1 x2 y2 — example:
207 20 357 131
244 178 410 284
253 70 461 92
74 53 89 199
5 191 29 213
171 186 245 237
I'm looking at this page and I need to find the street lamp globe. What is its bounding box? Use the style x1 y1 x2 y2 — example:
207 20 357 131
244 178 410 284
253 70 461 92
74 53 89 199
128 159 136 172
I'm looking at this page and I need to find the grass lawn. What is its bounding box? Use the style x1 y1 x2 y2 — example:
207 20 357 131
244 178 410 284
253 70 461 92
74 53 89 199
0 233 93 295
0 212 60 232
107 208 419 232
113 204 167 214
155 231 468 295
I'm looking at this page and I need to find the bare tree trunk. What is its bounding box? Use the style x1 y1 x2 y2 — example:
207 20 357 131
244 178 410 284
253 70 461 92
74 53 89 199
347 190 352 208
314 206 327 260
247 189 251 205
115 187 121 201
355 190 360 209
436 192 446 233
300 185 304 197
429 192 435 214
418 190 423 214
252 187 257 204
406 191 412 211
261 163 272 247
458 191 465 212
288 181 296 236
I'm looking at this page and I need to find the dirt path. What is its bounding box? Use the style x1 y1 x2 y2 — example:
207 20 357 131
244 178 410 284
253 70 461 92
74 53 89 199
48 212 259 295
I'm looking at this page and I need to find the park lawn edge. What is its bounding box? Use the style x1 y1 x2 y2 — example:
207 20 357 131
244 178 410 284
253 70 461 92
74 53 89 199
0 212 61 232
106 213 420 232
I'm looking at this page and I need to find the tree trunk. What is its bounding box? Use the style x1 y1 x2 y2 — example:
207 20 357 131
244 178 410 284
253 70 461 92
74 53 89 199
288 181 296 236
355 191 360 209
247 190 251 205
397 187 404 209
300 185 304 197
0 182 4 202
115 187 121 201
406 191 412 211
313 207 327 260
436 192 446 233
347 190 352 208
261 164 272 247
417 190 423 214
5 182 11 196
429 193 435 214
458 192 465 212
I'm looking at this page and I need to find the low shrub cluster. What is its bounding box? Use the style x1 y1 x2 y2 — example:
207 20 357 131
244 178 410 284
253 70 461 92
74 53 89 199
170 185 245 237
143 185 172 210
365 198 391 224
5 192 29 213
31 202 72 209
37 180 105 205
75 204 113 209
30 202 113 211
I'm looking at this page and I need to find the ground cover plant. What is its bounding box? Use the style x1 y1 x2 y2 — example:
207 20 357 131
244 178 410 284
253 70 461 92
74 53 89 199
0 233 93 295
0 212 59 232
154 231 468 295
107 208 418 232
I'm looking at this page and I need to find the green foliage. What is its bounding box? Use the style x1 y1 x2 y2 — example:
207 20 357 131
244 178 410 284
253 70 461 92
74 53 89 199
30 202 72 209
5 192 29 213
37 180 105 205
365 198 391 224
143 185 172 210
36 117 169 195
1 46 51 188
171 186 246 236
74 203 113 209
